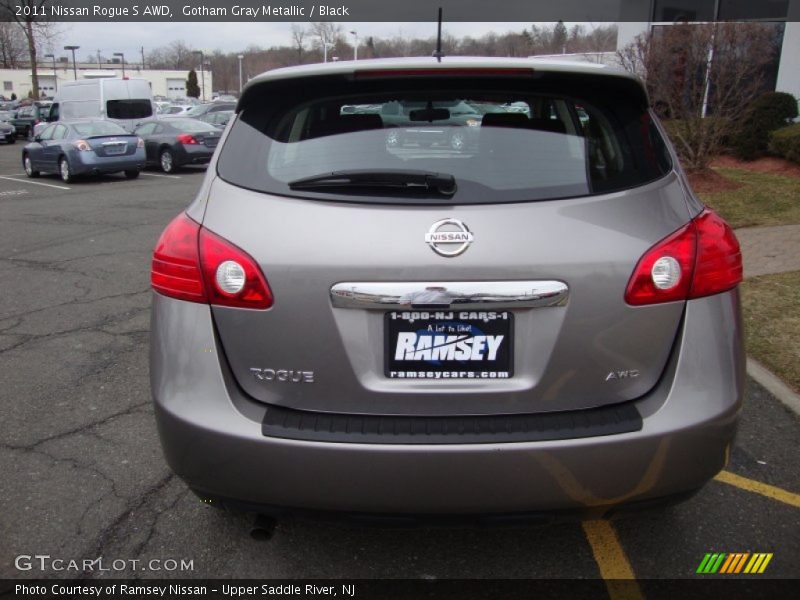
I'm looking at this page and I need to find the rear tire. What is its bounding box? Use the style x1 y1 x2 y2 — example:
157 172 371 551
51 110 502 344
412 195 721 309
6 135 15 144
59 157 73 183
23 154 39 178
159 149 175 173
124 169 140 180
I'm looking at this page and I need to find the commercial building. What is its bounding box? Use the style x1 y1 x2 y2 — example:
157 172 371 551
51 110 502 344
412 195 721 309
0 62 213 101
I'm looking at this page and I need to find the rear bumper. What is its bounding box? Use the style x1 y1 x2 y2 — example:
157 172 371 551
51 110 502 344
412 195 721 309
174 144 215 165
151 291 744 514
70 149 146 175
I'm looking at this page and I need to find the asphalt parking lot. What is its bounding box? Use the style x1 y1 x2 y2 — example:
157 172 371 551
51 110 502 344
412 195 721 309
0 139 797 588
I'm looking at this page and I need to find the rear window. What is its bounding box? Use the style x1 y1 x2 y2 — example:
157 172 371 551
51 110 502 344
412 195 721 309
165 118 215 132
72 121 128 136
106 99 153 119
218 75 672 204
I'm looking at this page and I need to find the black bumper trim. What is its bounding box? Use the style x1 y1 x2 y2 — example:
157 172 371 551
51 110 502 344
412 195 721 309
261 401 642 444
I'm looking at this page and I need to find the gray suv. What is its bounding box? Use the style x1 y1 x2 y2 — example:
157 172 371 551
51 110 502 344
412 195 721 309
150 58 744 519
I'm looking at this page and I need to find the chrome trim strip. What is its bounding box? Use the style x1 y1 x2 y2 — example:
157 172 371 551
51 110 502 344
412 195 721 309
330 281 569 310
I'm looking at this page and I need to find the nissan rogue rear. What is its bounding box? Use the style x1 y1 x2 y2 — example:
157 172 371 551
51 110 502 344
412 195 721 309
150 58 744 518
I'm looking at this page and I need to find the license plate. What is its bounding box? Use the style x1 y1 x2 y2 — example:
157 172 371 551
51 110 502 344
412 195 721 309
105 145 126 155
385 310 513 379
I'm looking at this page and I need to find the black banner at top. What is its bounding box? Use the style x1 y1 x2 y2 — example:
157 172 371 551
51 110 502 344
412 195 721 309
0 0 796 22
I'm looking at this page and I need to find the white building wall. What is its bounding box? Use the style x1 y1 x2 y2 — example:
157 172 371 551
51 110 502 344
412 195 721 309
0 68 212 101
776 21 800 101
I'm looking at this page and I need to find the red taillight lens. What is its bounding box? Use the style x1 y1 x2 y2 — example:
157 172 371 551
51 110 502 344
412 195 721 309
151 213 206 302
625 208 741 306
690 210 743 299
625 221 697 305
199 227 273 309
151 213 273 309
176 133 198 145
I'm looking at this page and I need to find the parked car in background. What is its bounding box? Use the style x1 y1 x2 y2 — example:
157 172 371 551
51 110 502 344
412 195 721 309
22 119 145 183
196 110 233 129
0 118 15 143
150 57 745 521
180 102 236 119
134 117 221 173
11 102 51 139
381 99 483 150
161 104 193 116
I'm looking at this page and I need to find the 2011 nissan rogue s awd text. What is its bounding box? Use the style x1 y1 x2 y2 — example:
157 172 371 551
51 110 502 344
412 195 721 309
149 57 744 520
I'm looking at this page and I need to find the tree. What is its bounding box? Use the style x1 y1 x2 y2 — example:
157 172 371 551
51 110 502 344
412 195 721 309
617 22 780 170
186 69 200 98
290 24 305 64
552 20 567 54
0 21 27 68
0 0 59 99
308 22 342 59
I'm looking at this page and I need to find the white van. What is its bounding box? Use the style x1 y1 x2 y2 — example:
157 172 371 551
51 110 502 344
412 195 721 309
38 78 154 135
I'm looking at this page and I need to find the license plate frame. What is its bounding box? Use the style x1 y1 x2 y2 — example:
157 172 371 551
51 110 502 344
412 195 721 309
384 310 514 380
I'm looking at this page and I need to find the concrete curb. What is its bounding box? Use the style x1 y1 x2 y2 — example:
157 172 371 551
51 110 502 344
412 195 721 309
747 357 800 416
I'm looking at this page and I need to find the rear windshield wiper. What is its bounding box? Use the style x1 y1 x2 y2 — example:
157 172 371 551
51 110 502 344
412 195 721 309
288 169 456 196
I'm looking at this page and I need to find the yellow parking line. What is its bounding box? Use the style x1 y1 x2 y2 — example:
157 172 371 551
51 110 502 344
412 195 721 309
715 471 800 508
582 520 644 600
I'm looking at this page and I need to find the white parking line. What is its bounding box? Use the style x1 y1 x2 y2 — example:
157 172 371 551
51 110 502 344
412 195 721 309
0 176 70 190
140 172 182 179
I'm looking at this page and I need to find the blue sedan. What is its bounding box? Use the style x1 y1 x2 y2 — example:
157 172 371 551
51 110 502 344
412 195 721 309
22 120 146 183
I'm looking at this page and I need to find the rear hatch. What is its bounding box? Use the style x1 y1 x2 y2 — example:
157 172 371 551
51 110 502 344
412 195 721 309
204 63 687 417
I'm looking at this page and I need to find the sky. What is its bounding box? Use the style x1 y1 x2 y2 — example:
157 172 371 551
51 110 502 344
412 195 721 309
51 21 564 62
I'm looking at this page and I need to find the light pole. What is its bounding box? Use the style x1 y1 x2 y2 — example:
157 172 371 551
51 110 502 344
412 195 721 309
237 54 244 93
349 30 358 61
64 45 80 80
192 50 205 101
44 53 57 93
323 42 334 63
113 52 125 78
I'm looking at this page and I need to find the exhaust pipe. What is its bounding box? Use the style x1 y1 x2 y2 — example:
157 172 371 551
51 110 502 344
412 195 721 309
249 514 277 541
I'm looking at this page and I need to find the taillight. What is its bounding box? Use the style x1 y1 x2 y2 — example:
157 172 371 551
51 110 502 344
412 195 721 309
73 139 92 152
136 137 144 148
690 210 743 298
198 227 273 309
625 208 741 306
176 133 198 145
151 213 205 302
151 212 273 309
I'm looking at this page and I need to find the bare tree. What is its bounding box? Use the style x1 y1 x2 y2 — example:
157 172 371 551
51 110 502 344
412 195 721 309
618 22 780 170
0 21 27 68
308 22 342 56
290 24 305 64
0 0 59 99
167 40 194 69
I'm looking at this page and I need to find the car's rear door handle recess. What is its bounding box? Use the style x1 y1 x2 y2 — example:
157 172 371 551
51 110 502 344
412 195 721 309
330 281 569 310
